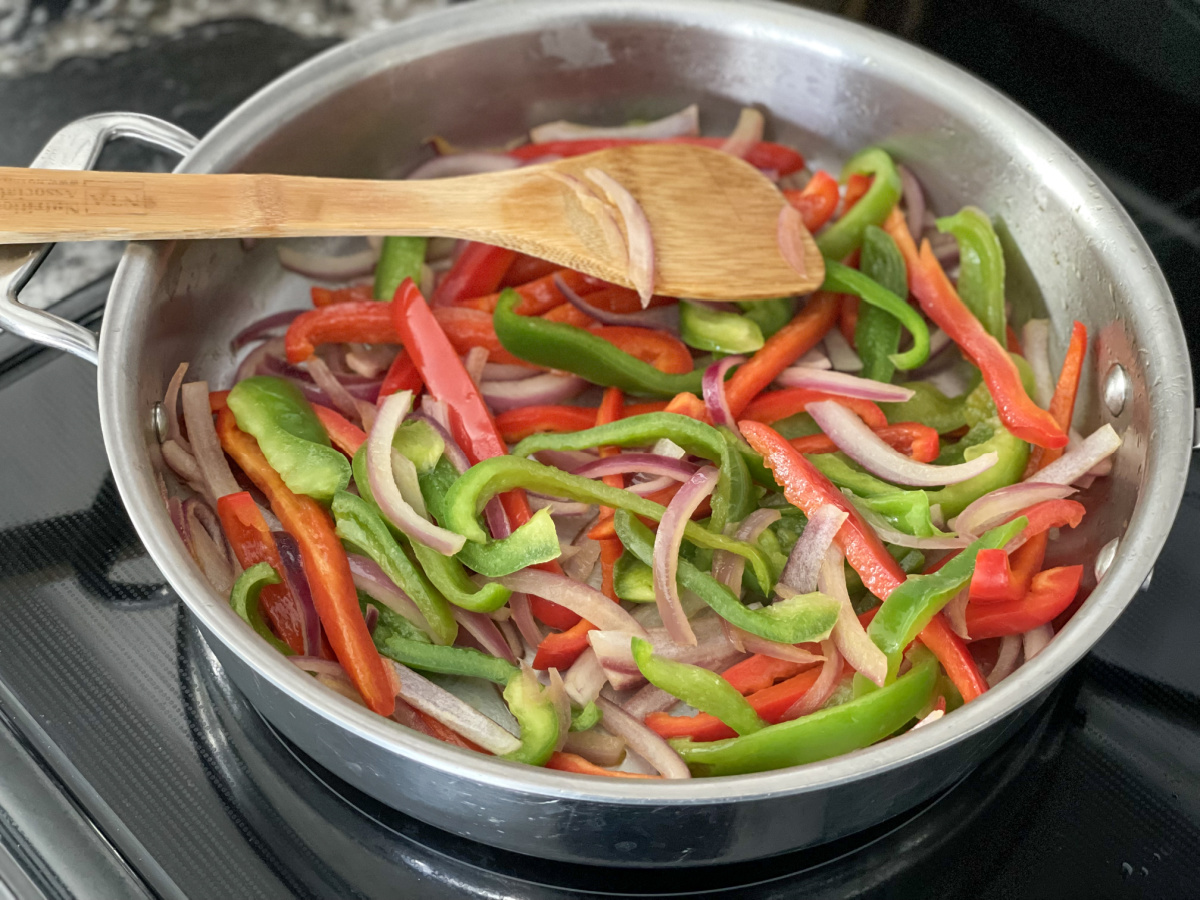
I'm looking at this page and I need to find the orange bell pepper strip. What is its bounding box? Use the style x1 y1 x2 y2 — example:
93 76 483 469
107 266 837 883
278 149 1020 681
783 170 839 232
311 404 368 456
378 348 423 400
495 405 600 443
546 752 659 778
457 268 606 315
883 209 1067 449
1026 320 1088 475
723 293 840 417
788 421 940 463
740 420 906 600
719 654 811 695
432 242 515 306
841 173 872 214
741 387 888 429
216 408 395 716
965 565 1084 639
918 612 988 702
209 389 230 413
543 304 595 328
663 390 708 420
286 301 396 363
215 491 307 655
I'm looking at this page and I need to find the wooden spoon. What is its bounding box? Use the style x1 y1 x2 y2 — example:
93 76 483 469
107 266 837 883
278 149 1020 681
0 143 823 300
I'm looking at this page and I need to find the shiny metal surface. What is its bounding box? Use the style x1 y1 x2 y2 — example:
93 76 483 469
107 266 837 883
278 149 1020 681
10 0 1188 866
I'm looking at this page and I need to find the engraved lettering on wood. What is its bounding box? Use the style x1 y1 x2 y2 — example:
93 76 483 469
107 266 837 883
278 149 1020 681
85 179 146 215
0 177 83 215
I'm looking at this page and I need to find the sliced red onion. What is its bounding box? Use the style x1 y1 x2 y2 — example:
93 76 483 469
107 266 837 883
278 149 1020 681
944 587 971 640
161 440 206 499
163 361 191 453
1031 424 1121 486
496 619 523 661
545 668 573 752
346 343 397 379
781 639 843 720
724 622 824 665
508 592 543 649
531 104 700 143
480 371 588 412
273 530 323 657
231 309 303 352
185 501 236 595
564 647 607 706
453 607 517 664
554 273 680 332
823 329 863 373
390 661 523 756
777 204 811 279
952 482 1077 538
583 167 656 306
930 503 947 531
1022 319 1054 408
625 476 683 497
484 497 511 542
348 553 435 638
407 152 520 180
277 245 379 282
292 656 349 680
912 708 945 730
532 449 597 472
819 545 887 686
1068 428 1114 478
463 347 489 388
853 504 970 550
306 355 364 422
621 683 680 718
712 508 781 595
987 634 1023 687
563 729 626 767
168 496 191 556
413 406 470 474
653 466 721 646
529 495 595 517
589 620 738 691
928 230 960 269
482 362 541 382
808 400 998 487
796 345 832 370
703 355 745 432
559 539 602 583
1022 623 1054 662
180 381 241 500
779 503 848 593
776 366 915 402
572 452 697 483
544 171 628 268
898 165 926 244
594 697 690 779
719 107 764 158
496 570 647 637
368 392 466 556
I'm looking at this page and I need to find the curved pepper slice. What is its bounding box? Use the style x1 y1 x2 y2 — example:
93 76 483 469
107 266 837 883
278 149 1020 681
855 225 908 384
494 289 702 397
965 565 1083 639
502 668 560 767
647 667 823 742
432 242 515 306
740 388 888 430
374 236 427 301
815 147 904 262
632 636 766 736
671 646 938 777
216 407 395 716
229 562 294 655
784 170 839 232
821 261 929 370
936 207 1006 343
376 633 518 685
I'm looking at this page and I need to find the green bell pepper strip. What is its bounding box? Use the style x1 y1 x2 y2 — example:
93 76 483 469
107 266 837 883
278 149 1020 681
513 412 753 533
807 453 943 538
866 518 1027 683
445 455 773 592
815 147 904 262
330 491 458 645
502 669 559 766
671 646 939 776
376 633 518 685
418 456 561 578
880 382 970 434
855 225 907 383
226 376 350 502
570 702 601 732
613 552 655 602
822 261 929 370
632 637 767 736
360 593 432 644
230 562 293 655
613 510 839 643
350 446 513 612
374 236 427 301
390 419 444 475
679 301 765 354
493 289 703 398
737 298 793 340
924 419 1028 519
937 207 1006 343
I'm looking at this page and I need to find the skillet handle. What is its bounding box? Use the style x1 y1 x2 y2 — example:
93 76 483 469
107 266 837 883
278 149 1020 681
0 113 198 365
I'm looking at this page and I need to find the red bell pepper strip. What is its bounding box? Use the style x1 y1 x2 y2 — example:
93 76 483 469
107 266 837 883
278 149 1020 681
543 304 595 328
209 389 230 413
741 387 888 429
378 348 423 400
311 283 374 307
532 618 593 670
587 325 695 375
1006 325 1023 355
217 407 395 716
839 294 859 346
408 706 489 753
286 301 396 363
311 404 367 456
499 253 560 288
215 491 307 655
663 390 709 420
918 612 988 702
969 549 1025 604
645 667 824 742
495 406 600 443
432 242 516 306
546 752 658 778
458 268 606 315
1026 320 1088 475
841 173 872 215
508 137 805 176
430 306 533 366
784 170 840 232
719 654 810 695
965 565 1083 639
1005 498 1086 543
884 209 1066 449
788 421 940 463
724 293 841 417
740 420 906 600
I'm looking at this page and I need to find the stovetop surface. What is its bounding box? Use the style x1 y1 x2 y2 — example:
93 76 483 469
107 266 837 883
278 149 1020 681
0 2 1198 898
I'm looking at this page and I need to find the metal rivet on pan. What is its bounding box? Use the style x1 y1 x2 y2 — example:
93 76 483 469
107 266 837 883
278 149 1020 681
1140 568 1154 592
1103 364 1129 416
1094 537 1119 582
152 401 168 442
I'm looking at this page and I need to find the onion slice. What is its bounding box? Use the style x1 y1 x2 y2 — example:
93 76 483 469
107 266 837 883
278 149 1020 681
543 171 629 268
495 570 648 637
1029 424 1122 486
407 152 520 180
562 729 626 767
162 361 191 452
594 697 690 779
1022 319 1054 409
589 621 739 691
724 622 824 665
452 607 517 664
1023 623 1054 661
546 668 573 751
808 400 998 487
853 503 970 550
987 634 1023 687
277 245 378 282
348 553 434 637
389 661 523 756
719 107 764 158
180 381 241 500
702 355 745 432
781 639 843 720
776 366 915 403
621 684 680 719
776 204 811 280
564 648 607 707
584 167 656 306
554 274 679 332
712 508 781 596
898 165 926 245
367 392 466 556
274 530 323 657
508 591 543 649
952 482 1077 538
531 104 700 143
572 452 698 484
819 545 887 686
653 466 721 645
823 329 863 373
779 503 848 593
479 371 588 412
231 309 303 352
912 708 945 730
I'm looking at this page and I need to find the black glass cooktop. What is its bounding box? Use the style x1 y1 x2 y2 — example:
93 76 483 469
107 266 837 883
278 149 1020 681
0 2 1197 898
